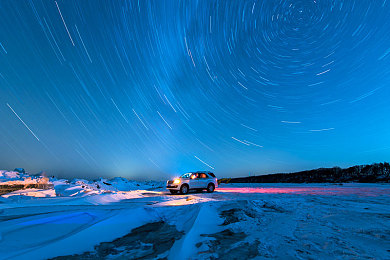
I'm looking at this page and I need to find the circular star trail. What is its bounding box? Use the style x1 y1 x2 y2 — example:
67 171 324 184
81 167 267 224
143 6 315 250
0 1 390 179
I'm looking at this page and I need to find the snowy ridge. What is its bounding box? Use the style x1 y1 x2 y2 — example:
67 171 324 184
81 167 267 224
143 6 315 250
0 170 164 198
0 170 49 185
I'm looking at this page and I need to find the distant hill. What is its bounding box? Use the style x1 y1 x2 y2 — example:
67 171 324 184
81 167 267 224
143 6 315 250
220 162 390 183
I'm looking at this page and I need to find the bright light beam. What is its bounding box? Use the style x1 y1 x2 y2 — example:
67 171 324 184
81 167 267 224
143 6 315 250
194 155 215 170
55 1 75 46
157 111 172 130
7 103 40 142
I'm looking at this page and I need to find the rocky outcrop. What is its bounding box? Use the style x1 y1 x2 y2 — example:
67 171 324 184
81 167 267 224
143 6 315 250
0 170 54 195
220 162 390 183
0 183 54 195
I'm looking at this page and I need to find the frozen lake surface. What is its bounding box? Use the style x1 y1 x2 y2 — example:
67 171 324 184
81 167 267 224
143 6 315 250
0 183 389 259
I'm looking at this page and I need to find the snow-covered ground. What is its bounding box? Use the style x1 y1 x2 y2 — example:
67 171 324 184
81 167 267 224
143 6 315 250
0 170 50 186
0 171 389 259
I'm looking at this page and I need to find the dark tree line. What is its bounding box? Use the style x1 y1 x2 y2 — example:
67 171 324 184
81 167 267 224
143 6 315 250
220 162 390 183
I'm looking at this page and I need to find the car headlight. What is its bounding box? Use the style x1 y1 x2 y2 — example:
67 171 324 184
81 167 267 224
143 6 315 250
173 179 181 184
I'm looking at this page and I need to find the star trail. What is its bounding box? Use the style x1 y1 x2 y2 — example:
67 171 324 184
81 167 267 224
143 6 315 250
1 1 390 179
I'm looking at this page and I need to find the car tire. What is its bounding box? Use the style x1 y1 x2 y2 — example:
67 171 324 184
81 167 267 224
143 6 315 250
180 184 189 194
207 183 215 193
170 190 178 194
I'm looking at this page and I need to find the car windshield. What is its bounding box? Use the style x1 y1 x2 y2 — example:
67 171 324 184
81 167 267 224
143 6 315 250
180 173 192 178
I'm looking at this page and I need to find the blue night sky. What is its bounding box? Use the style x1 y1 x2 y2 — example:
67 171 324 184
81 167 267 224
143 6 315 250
1 1 390 180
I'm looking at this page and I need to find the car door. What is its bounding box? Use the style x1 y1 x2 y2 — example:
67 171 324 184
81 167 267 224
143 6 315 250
190 173 201 189
199 173 208 188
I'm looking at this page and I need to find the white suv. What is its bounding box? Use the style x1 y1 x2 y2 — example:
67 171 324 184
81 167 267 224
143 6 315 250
166 171 218 194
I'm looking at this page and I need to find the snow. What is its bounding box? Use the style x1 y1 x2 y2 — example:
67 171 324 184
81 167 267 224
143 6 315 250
0 170 49 185
6 207 157 259
1 188 56 198
168 203 224 259
0 171 389 259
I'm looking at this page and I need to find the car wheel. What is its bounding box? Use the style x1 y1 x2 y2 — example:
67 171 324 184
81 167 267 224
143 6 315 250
170 190 178 194
180 184 189 194
207 183 215 193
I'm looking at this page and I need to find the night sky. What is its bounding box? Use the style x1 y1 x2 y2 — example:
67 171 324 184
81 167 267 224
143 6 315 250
1 1 390 180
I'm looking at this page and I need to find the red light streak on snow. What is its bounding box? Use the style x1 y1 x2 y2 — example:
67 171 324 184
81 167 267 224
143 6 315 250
217 187 390 197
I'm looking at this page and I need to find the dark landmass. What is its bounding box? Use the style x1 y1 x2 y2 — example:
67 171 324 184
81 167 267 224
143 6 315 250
220 162 390 184
0 184 54 196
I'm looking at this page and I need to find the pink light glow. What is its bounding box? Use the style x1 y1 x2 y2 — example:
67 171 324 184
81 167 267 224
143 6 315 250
216 186 390 197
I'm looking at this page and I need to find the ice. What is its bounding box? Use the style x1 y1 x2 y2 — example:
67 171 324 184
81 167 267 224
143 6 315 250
0 171 389 259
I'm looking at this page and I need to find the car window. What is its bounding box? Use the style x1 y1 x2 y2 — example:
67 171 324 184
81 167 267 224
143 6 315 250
191 173 198 179
199 173 207 178
208 172 216 177
181 173 191 178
